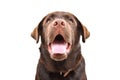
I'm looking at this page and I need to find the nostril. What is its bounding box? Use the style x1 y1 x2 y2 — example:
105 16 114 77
61 21 65 26
53 20 65 27
54 21 58 26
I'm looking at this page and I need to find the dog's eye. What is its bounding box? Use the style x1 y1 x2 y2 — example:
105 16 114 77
68 18 74 23
46 14 56 23
64 15 74 23
46 18 51 23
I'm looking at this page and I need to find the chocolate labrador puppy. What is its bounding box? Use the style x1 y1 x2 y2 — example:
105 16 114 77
31 11 90 80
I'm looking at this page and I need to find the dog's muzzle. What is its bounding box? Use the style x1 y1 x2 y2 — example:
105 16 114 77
48 34 72 61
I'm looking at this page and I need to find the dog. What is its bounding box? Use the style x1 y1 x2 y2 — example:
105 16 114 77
31 11 90 80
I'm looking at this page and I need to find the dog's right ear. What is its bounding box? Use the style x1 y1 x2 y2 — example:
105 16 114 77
31 16 46 43
31 26 39 43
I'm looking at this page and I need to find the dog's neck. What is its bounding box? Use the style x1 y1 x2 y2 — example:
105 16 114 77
60 56 83 77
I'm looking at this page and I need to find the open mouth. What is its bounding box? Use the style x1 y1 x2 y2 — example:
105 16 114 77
48 34 71 55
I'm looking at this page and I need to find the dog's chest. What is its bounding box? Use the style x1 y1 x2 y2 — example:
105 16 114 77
49 71 75 80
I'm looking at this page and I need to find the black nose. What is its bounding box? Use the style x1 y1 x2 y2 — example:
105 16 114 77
53 19 65 28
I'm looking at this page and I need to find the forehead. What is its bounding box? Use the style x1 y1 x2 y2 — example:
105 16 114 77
46 11 75 18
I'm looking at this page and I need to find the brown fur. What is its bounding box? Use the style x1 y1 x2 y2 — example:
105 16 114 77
31 11 90 80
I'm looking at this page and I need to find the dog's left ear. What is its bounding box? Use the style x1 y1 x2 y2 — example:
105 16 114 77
31 26 39 43
82 25 90 43
83 25 90 39
75 16 90 43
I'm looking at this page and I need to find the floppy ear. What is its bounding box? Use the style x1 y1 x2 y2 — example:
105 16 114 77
75 16 90 43
82 25 90 40
79 23 90 43
31 26 39 43
31 16 46 43
81 25 90 43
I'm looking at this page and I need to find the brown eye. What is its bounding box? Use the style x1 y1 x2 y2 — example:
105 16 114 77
46 18 51 23
68 18 74 23
46 14 56 23
64 15 74 23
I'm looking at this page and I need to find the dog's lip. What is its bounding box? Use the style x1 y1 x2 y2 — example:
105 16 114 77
48 34 71 55
48 34 71 45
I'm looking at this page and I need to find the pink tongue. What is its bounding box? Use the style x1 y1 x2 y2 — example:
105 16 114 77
51 43 67 54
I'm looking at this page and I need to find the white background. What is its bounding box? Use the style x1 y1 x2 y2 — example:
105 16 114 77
0 0 120 80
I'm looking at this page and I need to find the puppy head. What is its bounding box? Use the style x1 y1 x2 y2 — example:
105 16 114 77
31 11 90 61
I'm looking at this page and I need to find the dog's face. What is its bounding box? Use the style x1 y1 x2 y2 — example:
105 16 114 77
31 11 90 61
